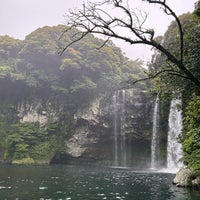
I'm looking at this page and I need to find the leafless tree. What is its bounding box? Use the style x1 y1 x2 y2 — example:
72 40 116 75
61 0 200 88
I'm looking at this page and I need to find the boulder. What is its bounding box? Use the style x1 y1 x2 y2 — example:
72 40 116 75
173 166 200 187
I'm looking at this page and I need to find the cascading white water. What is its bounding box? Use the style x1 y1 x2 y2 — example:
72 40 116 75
121 90 127 166
151 95 160 169
113 91 119 166
113 90 127 167
167 98 183 172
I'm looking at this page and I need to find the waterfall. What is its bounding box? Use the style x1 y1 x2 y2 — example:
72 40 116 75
167 98 183 172
113 91 118 166
113 90 127 167
120 90 127 166
151 95 160 169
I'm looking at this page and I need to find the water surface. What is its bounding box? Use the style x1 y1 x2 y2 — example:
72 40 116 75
0 165 199 200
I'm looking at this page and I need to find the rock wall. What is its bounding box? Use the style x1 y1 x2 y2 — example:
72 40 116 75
17 101 58 125
66 98 101 157
0 88 154 167
58 89 153 168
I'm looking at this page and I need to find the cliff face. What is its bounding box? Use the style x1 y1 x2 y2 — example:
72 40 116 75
50 89 153 168
66 98 102 158
17 101 58 125
0 87 153 167
0 89 153 166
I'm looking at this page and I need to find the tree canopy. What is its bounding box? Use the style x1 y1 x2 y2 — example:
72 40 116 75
0 25 146 105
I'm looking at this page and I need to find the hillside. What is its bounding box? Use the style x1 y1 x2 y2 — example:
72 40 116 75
0 25 149 164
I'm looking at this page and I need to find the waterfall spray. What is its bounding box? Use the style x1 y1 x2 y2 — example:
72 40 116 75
151 95 160 169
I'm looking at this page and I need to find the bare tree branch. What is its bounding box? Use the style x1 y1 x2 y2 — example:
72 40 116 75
121 68 190 89
61 0 200 88
144 0 184 61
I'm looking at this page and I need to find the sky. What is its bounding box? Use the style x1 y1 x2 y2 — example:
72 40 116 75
0 0 197 63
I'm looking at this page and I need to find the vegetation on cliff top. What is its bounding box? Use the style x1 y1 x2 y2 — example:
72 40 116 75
0 25 146 163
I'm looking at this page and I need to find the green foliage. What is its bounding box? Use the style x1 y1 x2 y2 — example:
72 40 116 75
184 17 200 92
30 142 53 161
0 66 12 78
14 143 29 159
0 35 21 59
12 157 35 165
6 122 47 159
0 25 146 102
194 1 200 17
182 94 200 170
71 76 97 93
149 13 200 96
0 120 65 163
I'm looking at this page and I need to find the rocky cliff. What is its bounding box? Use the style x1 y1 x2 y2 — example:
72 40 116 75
50 89 153 168
0 86 153 167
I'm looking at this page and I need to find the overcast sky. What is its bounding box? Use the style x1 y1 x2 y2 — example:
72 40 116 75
0 0 197 63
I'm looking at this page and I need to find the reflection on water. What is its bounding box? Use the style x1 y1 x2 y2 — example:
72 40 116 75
0 165 199 200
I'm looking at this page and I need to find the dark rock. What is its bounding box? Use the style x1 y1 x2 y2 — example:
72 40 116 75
64 89 153 167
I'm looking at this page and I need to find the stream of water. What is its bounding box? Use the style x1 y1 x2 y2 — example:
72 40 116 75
167 98 183 172
151 95 160 169
0 164 200 200
113 90 127 167
150 96 183 173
